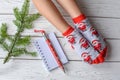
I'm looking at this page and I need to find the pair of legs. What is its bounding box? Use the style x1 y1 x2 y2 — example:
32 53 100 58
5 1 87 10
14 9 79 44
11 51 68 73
32 0 81 33
32 0 107 64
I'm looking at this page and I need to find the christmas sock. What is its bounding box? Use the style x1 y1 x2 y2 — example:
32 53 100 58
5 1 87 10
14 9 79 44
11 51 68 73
73 14 107 57
62 26 104 64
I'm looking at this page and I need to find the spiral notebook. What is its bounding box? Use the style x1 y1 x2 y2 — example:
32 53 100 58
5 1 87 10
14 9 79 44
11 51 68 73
34 32 68 71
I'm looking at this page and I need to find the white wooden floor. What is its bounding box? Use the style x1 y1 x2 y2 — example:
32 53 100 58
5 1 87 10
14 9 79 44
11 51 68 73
0 0 120 80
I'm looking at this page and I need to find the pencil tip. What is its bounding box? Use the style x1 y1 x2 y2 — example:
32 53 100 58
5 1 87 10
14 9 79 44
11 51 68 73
63 69 66 73
62 67 66 73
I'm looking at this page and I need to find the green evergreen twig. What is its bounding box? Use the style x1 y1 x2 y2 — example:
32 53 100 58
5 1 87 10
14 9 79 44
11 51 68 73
0 0 40 64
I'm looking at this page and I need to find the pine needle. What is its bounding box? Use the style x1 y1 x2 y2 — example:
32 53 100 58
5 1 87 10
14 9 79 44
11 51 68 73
0 0 40 64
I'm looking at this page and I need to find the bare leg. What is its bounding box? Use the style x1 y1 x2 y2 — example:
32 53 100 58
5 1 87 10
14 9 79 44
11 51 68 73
32 0 70 33
56 0 82 18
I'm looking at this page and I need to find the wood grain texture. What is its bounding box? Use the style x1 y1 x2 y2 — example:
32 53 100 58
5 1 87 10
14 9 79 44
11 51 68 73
0 60 120 80
0 15 120 38
0 0 120 80
0 0 120 18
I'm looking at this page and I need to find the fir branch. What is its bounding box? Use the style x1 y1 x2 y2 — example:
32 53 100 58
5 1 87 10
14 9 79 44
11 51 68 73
0 23 14 42
21 0 30 18
0 41 9 52
0 23 8 38
25 13 40 23
13 20 21 29
14 8 22 21
24 49 37 57
0 0 40 64
12 48 37 57
16 36 31 46
0 23 10 52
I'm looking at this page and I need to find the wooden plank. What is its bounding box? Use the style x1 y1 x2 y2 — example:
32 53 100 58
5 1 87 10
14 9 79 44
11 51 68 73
0 59 120 80
0 15 120 38
0 37 119 61
0 0 120 18
76 0 120 18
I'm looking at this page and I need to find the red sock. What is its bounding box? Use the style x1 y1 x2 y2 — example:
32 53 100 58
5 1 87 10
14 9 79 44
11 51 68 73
62 26 104 64
72 14 107 58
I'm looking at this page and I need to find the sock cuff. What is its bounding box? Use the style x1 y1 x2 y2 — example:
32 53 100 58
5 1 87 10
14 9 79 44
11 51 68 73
62 26 74 36
72 14 86 23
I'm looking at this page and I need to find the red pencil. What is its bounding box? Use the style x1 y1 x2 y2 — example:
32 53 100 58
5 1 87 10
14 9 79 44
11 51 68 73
34 29 65 73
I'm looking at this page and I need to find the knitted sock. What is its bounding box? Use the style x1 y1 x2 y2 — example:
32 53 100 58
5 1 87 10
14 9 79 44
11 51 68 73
62 26 104 64
73 14 107 57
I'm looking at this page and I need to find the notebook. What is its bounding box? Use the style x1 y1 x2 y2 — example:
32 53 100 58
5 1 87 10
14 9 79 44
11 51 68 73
34 32 68 71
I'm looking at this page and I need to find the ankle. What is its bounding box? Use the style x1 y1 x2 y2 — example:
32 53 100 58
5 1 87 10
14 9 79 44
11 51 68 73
62 26 74 36
72 14 86 23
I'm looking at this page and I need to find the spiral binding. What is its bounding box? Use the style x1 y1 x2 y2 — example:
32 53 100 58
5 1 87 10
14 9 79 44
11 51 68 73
34 41 50 70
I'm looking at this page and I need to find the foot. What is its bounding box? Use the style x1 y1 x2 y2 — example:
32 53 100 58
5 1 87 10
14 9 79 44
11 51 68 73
62 26 104 64
73 14 107 57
